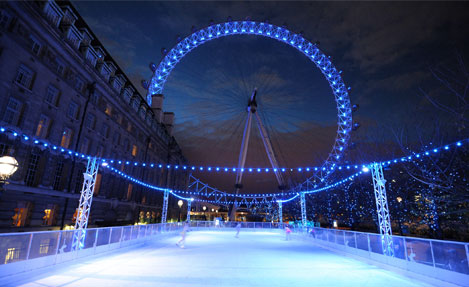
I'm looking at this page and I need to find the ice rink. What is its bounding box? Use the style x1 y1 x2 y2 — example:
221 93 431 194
4 230 437 287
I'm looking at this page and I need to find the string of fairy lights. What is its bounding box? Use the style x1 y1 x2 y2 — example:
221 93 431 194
1 125 467 205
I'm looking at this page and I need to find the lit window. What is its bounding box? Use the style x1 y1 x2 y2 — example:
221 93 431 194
15 64 34 89
2 98 22 125
42 205 58 226
94 173 102 196
127 184 133 200
131 145 138 157
29 34 42 55
67 101 79 119
139 211 145 223
84 114 95 130
104 104 112 116
45 85 59 106
60 127 73 148
12 202 31 227
4 248 19 264
35 114 50 138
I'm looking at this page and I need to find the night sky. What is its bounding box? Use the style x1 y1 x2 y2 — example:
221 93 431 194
73 1 469 194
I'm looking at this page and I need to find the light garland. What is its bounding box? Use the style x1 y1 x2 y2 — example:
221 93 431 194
1 126 467 202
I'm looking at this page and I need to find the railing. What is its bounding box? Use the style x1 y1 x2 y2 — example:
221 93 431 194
289 226 469 286
1 221 468 286
0 222 182 276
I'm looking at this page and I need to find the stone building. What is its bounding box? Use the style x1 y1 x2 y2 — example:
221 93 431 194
0 0 187 232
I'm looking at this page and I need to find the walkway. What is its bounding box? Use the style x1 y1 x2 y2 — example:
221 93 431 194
3 230 436 287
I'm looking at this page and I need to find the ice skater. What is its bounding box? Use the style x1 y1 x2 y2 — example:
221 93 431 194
235 222 241 238
176 222 189 248
285 225 292 241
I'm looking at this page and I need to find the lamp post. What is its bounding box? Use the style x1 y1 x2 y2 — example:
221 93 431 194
0 155 19 191
203 205 207 221
396 196 404 236
177 200 183 222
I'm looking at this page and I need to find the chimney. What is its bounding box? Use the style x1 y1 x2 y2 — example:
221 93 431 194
151 94 164 123
163 112 175 136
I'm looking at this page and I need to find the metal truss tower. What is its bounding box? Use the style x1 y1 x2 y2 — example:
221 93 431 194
278 202 283 224
186 199 192 222
371 162 394 257
229 88 287 220
72 157 99 251
300 192 307 227
161 189 169 223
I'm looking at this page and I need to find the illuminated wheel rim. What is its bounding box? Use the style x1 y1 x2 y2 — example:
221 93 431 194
147 21 352 189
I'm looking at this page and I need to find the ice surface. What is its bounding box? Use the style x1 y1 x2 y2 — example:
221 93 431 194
6 230 436 287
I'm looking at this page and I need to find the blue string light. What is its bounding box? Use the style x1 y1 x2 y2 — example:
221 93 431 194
1 125 467 202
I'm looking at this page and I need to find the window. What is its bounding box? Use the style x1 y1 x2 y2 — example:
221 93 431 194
35 114 50 138
54 58 65 75
2 98 22 125
126 184 133 200
131 145 138 157
53 159 64 190
45 85 59 106
0 10 12 30
104 104 112 116
127 122 132 133
112 132 120 145
90 91 100 105
124 138 130 152
60 127 73 148
15 64 34 89
94 173 102 196
25 153 40 186
29 35 42 55
96 145 104 157
84 114 95 130
42 204 57 226
112 78 122 91
100 123 109 138
67 101 79 119
75 76 85 93
80 137 90 154
12 202 32 227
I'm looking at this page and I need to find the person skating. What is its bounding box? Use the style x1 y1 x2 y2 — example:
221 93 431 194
176 222 189 248
235 222 241 238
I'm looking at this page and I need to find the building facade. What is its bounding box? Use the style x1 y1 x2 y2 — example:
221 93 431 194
0 0 187 232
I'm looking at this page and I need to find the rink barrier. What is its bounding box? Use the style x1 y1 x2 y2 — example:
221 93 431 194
0 222 182 277
290 227 469 287
1 221 468 286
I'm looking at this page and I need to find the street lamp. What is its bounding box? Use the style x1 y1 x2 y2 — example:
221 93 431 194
0 155 18 190
203 205 207 221
178 200 183 222
396 196 404 235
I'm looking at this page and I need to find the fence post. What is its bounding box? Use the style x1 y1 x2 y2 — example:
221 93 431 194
429 240 436 268
54 231 62 264
25 233 33 260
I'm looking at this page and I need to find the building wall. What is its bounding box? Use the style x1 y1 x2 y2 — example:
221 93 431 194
0 0 187 232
